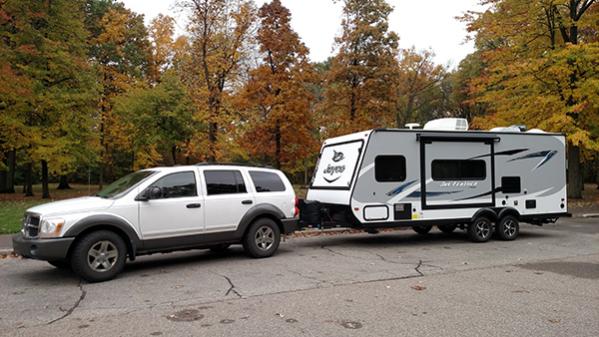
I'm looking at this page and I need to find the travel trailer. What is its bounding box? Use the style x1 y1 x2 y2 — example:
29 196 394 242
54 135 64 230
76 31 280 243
300 118 568 242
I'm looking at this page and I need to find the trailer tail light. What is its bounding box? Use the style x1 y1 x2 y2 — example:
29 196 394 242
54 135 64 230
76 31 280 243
294 197 299 217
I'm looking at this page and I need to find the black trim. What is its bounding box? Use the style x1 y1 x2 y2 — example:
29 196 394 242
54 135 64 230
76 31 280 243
363 205 389 221
419 134 496 210
64 214 142 258
360 218 472 229
310 139 365 191
12 235 75 260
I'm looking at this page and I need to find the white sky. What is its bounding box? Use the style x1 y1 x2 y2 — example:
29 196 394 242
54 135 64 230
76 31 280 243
121 0 483 68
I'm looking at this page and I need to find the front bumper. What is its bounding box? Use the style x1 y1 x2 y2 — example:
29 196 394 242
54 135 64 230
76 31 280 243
281 217 299 234
12 235 75 261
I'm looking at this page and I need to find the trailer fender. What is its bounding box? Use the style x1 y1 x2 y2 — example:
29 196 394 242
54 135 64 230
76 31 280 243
497 207 520 220
471 208 497 223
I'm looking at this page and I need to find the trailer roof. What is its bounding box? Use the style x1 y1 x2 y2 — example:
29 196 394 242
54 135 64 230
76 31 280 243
372 128 565 137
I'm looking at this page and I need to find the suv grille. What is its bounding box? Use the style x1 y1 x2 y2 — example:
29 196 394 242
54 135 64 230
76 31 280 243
23 214 40 238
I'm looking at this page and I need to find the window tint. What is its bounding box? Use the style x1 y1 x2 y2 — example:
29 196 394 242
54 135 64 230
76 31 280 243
249 171 286 192
204 170 247 195
431 160 486 180
152 172 197 198
375 155 406 182
502 176 521 193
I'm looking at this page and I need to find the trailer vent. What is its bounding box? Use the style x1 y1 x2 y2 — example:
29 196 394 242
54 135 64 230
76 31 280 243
423 118 468 131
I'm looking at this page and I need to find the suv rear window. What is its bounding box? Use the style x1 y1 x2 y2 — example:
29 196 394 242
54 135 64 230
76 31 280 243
249 171 286 192
204 170 247 195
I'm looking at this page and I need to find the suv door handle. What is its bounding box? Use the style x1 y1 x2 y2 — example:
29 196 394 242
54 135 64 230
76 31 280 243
241 200 253 205
186 203 202 209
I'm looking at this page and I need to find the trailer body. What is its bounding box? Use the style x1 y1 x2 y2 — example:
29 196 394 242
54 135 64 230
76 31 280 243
303 128 567 234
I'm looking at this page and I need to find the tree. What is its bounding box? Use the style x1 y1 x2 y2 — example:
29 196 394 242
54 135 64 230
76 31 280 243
148 14 175 84
237 0 317 172
0 0 99 198
461 0 599 198
322 0 399 136
87 1 151 184
395 47 447 127
180 0 256 162
113 70 199 169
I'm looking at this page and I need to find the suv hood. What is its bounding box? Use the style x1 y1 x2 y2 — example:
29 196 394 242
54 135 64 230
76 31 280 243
27 196 115 217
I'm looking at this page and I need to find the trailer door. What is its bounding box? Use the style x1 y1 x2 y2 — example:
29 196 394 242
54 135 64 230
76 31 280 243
419 134 497 209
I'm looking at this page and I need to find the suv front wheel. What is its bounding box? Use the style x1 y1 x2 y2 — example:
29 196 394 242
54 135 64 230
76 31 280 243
243 218 281 258
70 230 127 282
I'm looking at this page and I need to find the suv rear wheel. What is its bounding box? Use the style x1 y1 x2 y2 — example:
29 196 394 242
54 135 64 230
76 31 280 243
70 230 127 282
243 218 281 258
412 225 433 235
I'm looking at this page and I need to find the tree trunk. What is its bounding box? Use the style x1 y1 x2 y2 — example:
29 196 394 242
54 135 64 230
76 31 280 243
0 159 6 193
171 144 177 165
41 160 50 199
57 175 71 190
274 119 281 169
208 121 218 162
6 149 15 193
595 157 599 190
566 143 583 199
24 162 34 197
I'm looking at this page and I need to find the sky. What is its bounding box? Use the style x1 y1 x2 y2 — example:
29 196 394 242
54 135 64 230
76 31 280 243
121 0 484 68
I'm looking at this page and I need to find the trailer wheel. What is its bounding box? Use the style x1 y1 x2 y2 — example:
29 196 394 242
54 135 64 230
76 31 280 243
467 217 493 242
438 224 457 234
496 215 519 241
412 225 433 235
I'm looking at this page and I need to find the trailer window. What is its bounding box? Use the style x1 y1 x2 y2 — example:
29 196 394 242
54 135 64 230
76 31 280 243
431 160 486 181
375 156 406 182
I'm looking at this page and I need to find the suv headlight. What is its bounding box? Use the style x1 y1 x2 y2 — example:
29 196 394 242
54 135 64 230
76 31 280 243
39 218 65 238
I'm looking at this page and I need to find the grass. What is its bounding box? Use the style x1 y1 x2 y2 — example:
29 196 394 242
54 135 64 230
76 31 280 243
0 184 98 235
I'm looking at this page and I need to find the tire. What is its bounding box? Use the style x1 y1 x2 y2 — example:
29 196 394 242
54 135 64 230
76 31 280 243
412 225 433 235
467 216 493 242
243 218 281 258
48 260 70 270
209 243 231 253
70 230 127 282
438 224 457 234
496 215 519 241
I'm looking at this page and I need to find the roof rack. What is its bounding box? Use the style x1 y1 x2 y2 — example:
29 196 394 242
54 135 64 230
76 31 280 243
195 162 274 169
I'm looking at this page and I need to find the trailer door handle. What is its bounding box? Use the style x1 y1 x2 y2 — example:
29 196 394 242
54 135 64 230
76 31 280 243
186 203 202 209
241 200 253 205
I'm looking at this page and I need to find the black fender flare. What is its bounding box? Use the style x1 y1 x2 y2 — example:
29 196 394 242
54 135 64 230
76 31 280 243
471 208 498 223
64 214 142 259
497 207 520 220
235 203 286 237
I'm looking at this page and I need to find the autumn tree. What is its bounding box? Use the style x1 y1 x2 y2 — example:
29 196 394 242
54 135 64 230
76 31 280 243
180 0 256 162
86 0 151 185
0 0 99 198
462 0 599 198
322 0 399 136
395 47 447 127
237 0 317 172
148 14 176 84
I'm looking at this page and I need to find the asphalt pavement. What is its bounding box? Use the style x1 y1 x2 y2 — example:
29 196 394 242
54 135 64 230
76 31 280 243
0 218 598 337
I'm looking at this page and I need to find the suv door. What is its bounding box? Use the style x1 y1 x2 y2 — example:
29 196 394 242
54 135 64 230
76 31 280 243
139 171 205 239
202 169 255 232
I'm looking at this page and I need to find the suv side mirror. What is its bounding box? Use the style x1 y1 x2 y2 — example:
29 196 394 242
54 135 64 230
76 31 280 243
136 186 162 201
148 186 162 199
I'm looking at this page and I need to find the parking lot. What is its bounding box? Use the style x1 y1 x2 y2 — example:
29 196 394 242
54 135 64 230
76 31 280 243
1 218 598 337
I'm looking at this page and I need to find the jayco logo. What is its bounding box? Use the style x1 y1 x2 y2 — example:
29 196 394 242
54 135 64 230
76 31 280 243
323 150 346 183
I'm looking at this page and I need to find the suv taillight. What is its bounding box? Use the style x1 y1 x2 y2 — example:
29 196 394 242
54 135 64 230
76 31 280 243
294 197 299 217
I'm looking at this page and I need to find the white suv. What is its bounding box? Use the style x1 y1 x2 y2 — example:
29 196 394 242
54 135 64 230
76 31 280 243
13 164 298 282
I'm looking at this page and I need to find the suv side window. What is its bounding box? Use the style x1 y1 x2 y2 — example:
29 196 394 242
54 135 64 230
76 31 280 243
151 172 197 198
249 171 286 192
204 170 247 195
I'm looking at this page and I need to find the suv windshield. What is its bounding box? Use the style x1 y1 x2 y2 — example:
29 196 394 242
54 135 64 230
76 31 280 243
96 170 155 199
